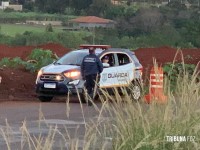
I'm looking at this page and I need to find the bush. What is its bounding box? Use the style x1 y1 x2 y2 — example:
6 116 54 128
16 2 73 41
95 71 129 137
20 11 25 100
25 32 58 46
0 34 11 45
45 24 54 32
5 31 85 48
0 49 56 72
10 33 27 45
163 62 198 91
3 8 15 13
57 32 85 48
0 57 24 68
26 48 56 72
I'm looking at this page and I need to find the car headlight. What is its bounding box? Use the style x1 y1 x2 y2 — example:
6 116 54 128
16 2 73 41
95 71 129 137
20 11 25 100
35 69 43 84
64 70 80 79
37 69 43 77
55 75 62 81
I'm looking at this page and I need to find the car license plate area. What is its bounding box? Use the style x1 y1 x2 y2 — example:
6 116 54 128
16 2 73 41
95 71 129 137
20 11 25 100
44 83 56 89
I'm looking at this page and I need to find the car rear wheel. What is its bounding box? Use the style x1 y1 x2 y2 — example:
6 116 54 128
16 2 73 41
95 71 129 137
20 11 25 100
128 80 142 101
38 96 53 102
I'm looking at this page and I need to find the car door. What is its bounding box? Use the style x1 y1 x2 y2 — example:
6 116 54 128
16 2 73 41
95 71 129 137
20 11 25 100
99 52 135 88
99 53 117 88
114 52 135 86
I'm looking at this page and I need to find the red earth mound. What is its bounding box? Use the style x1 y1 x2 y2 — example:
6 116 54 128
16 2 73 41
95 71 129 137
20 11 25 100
0 68 36 100
0 43 200 100
0 43 71 60
135 46 200 77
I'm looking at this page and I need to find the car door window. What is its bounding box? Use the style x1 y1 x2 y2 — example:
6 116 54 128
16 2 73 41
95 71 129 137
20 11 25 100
101 53 115 67
117 53 131 66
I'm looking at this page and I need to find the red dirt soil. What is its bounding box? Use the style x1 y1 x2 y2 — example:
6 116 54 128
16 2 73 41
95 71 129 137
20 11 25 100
134 46 200 78
0 43 200 100
0 43 70 60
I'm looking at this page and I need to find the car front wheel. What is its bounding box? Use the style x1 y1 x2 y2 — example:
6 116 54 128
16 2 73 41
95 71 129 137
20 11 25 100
79 92 99 104
38 96 53 102
79 92 87 103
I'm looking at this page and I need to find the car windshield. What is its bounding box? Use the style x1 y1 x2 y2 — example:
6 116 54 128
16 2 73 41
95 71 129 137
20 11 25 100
55 51 88 66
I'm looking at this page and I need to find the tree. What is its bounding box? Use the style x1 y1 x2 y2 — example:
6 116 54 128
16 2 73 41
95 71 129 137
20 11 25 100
105 5 126 19
23 1 34 11
9 0 18 4
167 0 187 9
46 0 69 14
18 0 25 4
70 0 92 15
188 0 200 7
35 0 46 12
182 20 200 47
115 7 165 37
35 0 69 13
87 0 112 17
130 7 164 33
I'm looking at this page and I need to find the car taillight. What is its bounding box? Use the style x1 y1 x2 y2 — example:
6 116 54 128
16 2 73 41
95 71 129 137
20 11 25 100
136 67 143 77
139 67 143 76
64 70 80 78
138 67 143 71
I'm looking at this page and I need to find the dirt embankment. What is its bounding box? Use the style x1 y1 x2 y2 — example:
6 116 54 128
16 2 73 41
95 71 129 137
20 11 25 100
0 43 70 60
0 43 200 100
135 46 200 77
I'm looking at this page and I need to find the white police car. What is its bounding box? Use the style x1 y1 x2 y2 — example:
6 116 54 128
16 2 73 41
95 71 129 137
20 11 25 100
35 45 143 102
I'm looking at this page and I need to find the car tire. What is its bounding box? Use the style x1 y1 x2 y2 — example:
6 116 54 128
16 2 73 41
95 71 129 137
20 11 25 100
128 80 142 101
38 96 53 102
80 93 87 103
80 93 99 103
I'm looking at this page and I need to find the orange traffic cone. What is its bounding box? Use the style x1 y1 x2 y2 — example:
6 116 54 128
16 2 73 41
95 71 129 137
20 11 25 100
145 67 167 104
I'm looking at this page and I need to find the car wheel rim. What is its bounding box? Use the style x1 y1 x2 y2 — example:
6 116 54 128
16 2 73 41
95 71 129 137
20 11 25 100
132 85 141 100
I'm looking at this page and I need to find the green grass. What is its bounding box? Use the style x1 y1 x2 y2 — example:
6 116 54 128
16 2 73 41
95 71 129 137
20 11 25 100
0 24 64 37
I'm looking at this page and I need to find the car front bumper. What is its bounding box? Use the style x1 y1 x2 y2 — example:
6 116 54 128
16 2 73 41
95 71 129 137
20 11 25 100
36 80 85 97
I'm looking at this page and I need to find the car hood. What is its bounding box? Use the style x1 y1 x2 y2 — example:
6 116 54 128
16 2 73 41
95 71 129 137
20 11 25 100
43 64 80 74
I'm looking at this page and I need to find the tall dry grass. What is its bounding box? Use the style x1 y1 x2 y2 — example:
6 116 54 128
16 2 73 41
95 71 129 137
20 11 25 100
0 62 199 150
83 62 200 149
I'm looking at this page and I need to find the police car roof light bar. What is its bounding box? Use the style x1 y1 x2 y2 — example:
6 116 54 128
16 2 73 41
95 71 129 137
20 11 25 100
79 44 111 50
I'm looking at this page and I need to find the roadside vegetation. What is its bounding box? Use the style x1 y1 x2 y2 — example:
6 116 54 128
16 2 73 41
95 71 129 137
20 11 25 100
0 30 86 48
0 48 56 72
84 65 200 149
0 61 199 149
